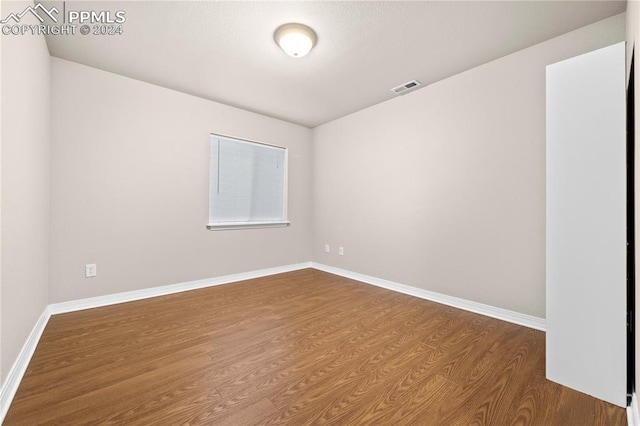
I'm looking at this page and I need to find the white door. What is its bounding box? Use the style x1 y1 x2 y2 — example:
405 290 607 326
546 41 626 408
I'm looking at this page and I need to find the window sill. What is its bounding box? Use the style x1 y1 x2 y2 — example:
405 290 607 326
207 221 290 231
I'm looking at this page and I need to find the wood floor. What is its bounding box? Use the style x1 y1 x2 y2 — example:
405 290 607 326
5 269 627 425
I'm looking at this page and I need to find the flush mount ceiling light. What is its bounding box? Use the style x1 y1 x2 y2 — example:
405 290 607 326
274 23 317 58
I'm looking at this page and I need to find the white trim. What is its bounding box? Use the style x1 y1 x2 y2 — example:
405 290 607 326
628 393 640 426
311 263 546 331
207 221 290 231
46 263 546 330
0 307 52 422
49 262 312 315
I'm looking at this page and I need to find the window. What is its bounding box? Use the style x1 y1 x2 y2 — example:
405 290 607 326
208 134 289 230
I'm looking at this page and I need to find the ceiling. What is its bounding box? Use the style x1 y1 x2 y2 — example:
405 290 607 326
43 1 626 128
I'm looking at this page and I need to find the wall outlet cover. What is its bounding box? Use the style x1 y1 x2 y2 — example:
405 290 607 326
85 264 97 277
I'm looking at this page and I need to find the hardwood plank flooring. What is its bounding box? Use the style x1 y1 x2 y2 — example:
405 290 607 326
4 269 627 425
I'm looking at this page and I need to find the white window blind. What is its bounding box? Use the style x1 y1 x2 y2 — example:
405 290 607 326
208 134 289 230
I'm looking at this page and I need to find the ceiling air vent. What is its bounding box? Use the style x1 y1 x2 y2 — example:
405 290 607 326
391 80 422 95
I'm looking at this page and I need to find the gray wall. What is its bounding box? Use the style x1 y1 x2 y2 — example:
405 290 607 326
49 58 313 303
312 14 625 318
1 1 51 380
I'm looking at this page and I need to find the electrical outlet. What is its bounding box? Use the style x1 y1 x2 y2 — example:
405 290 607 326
339 247 344 256
325 244 330 253
85 264 97 278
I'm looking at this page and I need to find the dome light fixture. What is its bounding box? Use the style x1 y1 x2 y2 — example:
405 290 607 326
274 23 317 58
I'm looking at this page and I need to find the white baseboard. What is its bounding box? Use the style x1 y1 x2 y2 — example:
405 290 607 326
311 263 546 331
1 260 546 424
0 307 52 422
49 262 312 315
629 393 640 426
